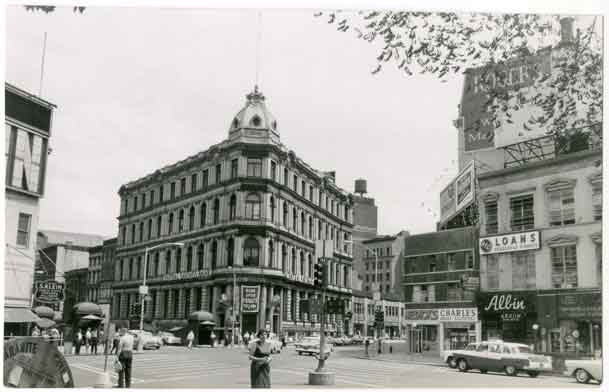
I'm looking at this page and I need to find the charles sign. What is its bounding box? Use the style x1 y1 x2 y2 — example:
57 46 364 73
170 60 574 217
479 230 540 255
406 308 478 322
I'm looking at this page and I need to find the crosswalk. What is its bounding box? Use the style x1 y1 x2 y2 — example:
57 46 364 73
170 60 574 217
66 347 454 388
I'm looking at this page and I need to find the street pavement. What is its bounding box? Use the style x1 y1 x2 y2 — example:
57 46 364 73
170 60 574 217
65 345 600 388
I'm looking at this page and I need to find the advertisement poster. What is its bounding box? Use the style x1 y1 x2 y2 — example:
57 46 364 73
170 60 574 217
33 281 65 304
440 182 456 220
455 162 475 211
241 285 260 313
439 161 476 224
3 337 74 388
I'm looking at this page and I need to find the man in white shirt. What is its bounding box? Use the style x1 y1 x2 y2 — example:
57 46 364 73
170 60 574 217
117 328 134 388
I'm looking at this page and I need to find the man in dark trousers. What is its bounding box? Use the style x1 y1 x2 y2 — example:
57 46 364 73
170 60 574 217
91 328 99 355
117 328 134 388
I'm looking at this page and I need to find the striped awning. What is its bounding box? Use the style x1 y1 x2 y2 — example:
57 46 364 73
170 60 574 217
4 307 40 323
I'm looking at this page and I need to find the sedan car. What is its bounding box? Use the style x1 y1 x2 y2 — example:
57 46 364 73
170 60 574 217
295 336 333 356
129 330 162 350
564 359 602 384
444 342 480 368
250 334 283 353
453 341 552 377
160 331 182 346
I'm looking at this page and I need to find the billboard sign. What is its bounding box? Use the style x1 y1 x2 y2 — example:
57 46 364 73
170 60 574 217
33 281 65 304
439 161 476 224
241 285 260 313
479 230 540 255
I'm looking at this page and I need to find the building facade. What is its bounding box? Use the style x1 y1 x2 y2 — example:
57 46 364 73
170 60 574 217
98 238 117 305
477 144 602 355
112 88 354 339
88 245 103 303
64 268 89 324
351 290 405 338
4 83 56 334
359 232 408 298
402 227 481 357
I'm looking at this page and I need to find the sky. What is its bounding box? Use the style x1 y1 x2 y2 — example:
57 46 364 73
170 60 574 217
5 3 602 239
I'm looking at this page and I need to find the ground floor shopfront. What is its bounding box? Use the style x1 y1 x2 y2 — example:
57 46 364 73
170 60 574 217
403 307 480 357
111 268 351 340
478 289 602 357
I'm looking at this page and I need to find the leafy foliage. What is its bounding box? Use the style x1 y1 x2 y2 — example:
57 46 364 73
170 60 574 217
316 11 602 137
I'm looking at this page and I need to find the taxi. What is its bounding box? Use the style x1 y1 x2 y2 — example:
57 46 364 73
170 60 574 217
452 340 552 377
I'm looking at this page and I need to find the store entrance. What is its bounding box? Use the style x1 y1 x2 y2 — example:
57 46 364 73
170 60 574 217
242 313 257 336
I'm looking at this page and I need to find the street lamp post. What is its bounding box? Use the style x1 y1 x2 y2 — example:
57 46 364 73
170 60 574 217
139 242 184 349
228 266 237 347
345 240 379 339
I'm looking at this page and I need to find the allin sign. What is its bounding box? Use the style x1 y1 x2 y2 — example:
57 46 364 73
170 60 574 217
484 294 526 312
479 230 540 255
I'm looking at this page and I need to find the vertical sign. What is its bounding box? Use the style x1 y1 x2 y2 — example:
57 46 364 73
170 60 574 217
241 286 260 313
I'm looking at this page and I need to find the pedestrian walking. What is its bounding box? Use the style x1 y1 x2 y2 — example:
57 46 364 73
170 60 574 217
210 331 216 348
117 328 134 388
99 330 105 353
85 328 92 354
91 328 99 355
50 327 60 347
32 326 40 337
248 330 272 388
75 330 83 355
111 331 120 354
187 330 195 349
244 331 250 346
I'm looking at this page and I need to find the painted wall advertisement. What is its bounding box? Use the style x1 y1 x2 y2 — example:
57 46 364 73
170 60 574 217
439 161 475 224
241 285 260 313
479 230 540 255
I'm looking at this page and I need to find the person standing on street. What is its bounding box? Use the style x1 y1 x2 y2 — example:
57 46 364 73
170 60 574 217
75 330 83 355
117 328 134 388
187 330 195 349
248 330 272 388
91 328 99 355
111 331 120 354
244 331 250 347
210 331 216 348
31 326 40 337
85 328 92 354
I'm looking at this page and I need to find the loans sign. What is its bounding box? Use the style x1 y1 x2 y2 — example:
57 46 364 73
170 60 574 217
241 285 260 313
479 230 540 255
33 281 65 304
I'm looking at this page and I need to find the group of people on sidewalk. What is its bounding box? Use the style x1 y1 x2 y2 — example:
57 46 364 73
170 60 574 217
74 327 104 355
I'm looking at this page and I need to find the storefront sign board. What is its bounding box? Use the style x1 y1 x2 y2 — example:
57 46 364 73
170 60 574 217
241 285 260 313
558 292 601 320
406 308 478 322
33 281 65 304
479 230 540 255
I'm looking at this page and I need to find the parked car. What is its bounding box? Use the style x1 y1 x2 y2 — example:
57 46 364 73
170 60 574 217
564 359 602 384
444 342 480 368
250 333 283 353
351 335 364 345
129 330 162 350
160 331 182 346
295 336 333 356
452 341 552 377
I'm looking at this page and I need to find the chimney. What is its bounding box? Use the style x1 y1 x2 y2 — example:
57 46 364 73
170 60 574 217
559 17 575 45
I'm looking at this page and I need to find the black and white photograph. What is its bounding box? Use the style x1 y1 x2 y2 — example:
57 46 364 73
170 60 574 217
2 0 605 389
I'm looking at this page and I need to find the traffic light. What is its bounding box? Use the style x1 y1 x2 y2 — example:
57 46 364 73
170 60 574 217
374 309 384 324
313 261 326 289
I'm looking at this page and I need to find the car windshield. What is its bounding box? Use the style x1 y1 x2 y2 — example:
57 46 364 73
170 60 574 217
512 346 532 354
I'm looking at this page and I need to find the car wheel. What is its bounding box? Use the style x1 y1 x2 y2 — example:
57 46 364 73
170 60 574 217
480 369 488 374
448 357 457 369
505 365 518 377
527 371 539 378
575 369 591 384
457 359 469 372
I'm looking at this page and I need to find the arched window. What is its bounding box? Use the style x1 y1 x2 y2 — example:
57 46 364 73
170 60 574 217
308 217 313 239
345 206 350 221
176 248 182 273
178 210 185 232
268 240 274 267
282 202 288 226
155 252 160 276
243 237 260 267
292 208 297 231
301 212 305 235
291 248 296 274
168 213 174 235
200 202 207 227
308 254 313 276
197 244 204 270
147 253 153 278
229 195 237 220
156 216 162 237
189 206 195 230
227 238 235 267
245 193 261 220
211 241 218 269
147 218 152 240
318 220 322 240
165 250 171 274
139 222 144 242
300 251 305 276
282 245 287 272
344 233 349 253
213 199 220 224
343 265 349 288
186 246 193 271
270 197 276 223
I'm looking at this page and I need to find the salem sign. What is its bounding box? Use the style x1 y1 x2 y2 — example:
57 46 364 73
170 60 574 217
479 230 540 255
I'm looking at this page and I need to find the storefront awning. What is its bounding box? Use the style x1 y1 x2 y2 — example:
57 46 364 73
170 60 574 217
4 308 40 323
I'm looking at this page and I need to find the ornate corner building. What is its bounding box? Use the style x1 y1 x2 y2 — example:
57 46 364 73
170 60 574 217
112 88 354 338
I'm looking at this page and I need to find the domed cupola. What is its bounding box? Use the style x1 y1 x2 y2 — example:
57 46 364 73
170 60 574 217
229 86 279 139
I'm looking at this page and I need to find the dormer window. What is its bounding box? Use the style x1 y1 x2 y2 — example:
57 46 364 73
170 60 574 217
251 115 262 127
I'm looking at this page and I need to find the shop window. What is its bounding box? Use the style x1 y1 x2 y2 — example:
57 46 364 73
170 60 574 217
244 238 259 267
486 255 499 290
551 245 578 288
510 194 534 231
548 188 575 226
247 158 262 177
512 251 536 289
592 186 602 221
